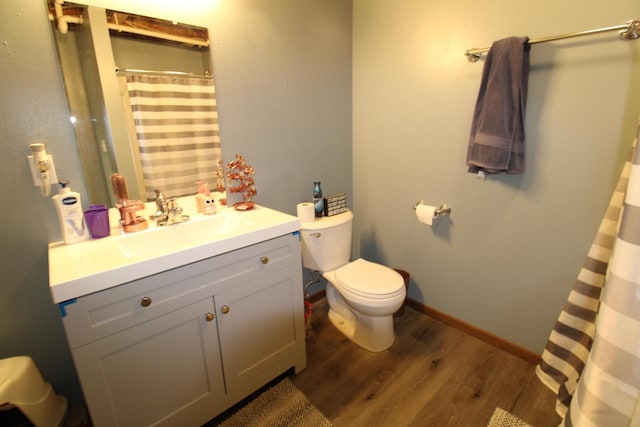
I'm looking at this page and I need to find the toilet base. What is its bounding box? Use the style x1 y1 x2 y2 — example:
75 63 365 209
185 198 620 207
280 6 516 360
328 307 395 352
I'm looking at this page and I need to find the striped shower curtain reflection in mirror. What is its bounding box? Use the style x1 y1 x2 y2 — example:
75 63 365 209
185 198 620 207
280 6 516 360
124 73 222 201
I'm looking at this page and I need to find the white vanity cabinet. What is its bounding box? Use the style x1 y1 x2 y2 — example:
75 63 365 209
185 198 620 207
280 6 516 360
59 233 306 427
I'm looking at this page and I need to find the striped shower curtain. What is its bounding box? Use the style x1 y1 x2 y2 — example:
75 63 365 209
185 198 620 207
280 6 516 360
537 119 640 425
125 74 221 201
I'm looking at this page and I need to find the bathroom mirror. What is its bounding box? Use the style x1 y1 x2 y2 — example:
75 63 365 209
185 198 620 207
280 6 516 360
48 0 222 205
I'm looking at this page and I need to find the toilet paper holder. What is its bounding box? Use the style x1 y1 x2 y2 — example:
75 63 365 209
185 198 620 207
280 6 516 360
413 201 452 217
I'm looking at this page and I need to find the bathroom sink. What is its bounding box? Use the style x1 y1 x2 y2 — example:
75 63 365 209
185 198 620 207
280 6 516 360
116 211 255 259
49 201 300 303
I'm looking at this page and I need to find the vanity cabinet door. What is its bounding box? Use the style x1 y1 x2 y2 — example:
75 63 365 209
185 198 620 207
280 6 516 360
71 298 225 427
216 261 306 401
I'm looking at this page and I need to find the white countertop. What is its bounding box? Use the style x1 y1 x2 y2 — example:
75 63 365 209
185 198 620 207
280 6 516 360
48 198 300 303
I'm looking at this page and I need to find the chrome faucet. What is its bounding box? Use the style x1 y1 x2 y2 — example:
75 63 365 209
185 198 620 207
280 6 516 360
166 197 187 224
150 189 189 226
150 189 167 222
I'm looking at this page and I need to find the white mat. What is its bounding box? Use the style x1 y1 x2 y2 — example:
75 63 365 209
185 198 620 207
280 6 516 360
487 407 532 427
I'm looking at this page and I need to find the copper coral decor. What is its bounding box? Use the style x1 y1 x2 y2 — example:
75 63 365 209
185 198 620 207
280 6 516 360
226 154 257 208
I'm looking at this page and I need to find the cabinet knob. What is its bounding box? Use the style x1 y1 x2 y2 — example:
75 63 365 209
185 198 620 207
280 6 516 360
260 256 269 265
140 296 152 307
205 312 215 322
221 305 230 314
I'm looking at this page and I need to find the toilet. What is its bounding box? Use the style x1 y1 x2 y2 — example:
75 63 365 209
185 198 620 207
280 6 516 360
300 210 405 352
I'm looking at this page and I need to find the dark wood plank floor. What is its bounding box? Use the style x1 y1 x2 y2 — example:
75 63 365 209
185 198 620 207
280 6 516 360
290 298 561 427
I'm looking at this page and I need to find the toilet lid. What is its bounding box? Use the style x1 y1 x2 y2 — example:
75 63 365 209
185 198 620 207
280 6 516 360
335 258 404 298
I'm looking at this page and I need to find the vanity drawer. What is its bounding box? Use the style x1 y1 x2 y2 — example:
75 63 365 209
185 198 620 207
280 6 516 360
61 233 301 348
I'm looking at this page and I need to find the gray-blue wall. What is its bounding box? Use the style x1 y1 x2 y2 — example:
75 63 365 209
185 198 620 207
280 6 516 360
353 0 640 352
0 0 352 406
1 0 638 409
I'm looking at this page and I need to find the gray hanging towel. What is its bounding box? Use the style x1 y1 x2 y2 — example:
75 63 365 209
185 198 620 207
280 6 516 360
467 36 530 175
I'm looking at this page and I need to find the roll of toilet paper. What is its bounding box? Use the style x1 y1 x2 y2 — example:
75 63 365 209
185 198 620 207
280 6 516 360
415 204 437 226
297 202 315 223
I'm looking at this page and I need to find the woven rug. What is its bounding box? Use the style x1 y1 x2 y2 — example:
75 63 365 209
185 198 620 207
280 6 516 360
487 407 532 427
218 377 333 427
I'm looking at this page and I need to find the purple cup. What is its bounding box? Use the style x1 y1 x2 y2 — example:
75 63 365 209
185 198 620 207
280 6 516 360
84 204 110 239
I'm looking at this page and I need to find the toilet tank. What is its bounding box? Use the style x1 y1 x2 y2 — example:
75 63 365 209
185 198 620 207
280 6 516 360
300 210 353 272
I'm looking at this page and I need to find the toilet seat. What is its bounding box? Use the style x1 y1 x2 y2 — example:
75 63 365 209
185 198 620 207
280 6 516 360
335 258 404 300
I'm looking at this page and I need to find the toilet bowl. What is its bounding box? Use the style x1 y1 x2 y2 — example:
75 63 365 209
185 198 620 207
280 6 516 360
299 211 405 352
322 258 405 352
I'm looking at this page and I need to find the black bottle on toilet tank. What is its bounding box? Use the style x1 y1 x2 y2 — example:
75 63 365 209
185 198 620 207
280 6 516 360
313 181 324 217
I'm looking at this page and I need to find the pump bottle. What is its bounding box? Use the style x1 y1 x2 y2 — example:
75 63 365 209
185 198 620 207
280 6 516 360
52 180 90 244
313 181 324 217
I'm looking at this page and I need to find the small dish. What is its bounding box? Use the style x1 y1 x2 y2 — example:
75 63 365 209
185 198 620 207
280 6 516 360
234 202 255 211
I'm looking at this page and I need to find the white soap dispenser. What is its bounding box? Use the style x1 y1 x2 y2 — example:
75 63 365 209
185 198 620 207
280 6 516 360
52 180 90 244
